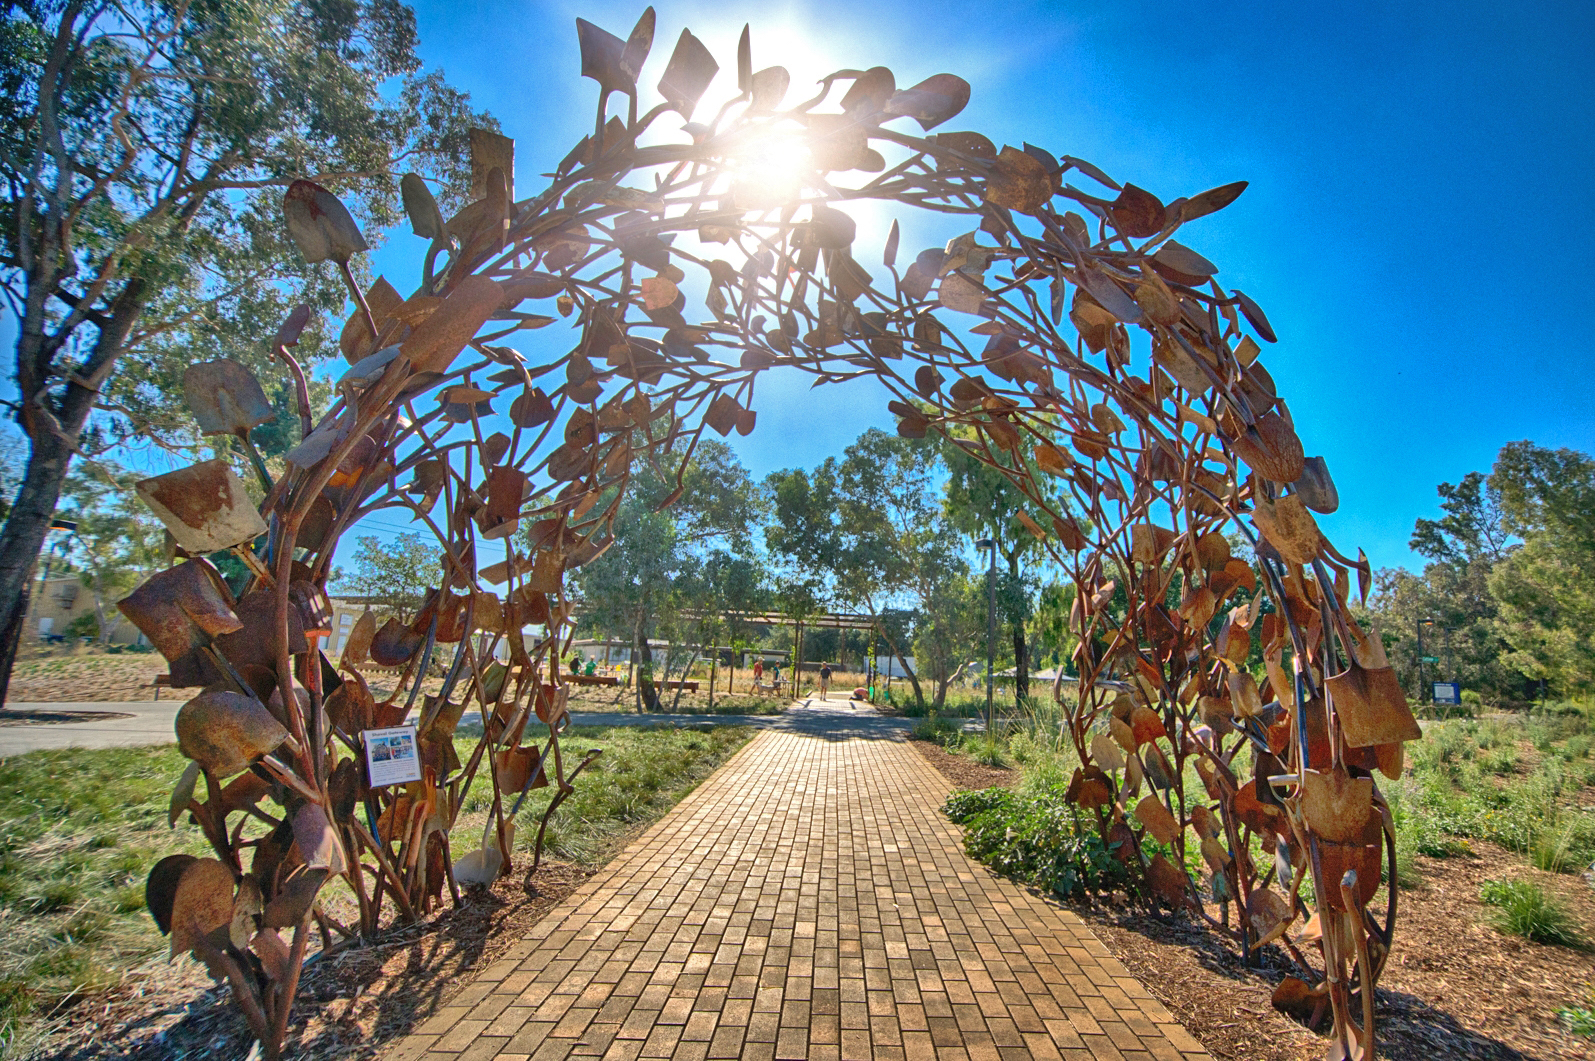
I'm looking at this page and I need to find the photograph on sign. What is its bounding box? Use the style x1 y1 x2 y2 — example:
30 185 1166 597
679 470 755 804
363 724 422 787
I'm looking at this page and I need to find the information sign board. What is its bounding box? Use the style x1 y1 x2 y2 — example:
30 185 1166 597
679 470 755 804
363 724 422 787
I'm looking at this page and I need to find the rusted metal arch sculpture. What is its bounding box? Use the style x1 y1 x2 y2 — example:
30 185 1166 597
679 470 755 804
121 10 1418 1059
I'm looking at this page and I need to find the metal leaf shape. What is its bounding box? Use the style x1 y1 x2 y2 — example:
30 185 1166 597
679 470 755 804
400 173 446 241
281 179 367 264
749 66 790 112
145 853 197 934
1109 183 1166 238
176 690 289 778
623 7 656 82
183 361 275 438
985 146 1052 213
135 460 268 555
576 18 632 95
658 29 718 117
1180 180 1248 222
1296 455 1340 513
736 23 752 92
840 66 895 115
885 73 971 130
168 857 236 957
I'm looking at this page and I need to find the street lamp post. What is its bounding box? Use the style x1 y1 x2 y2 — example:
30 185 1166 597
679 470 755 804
1417 617 1436 702
976 538 996 738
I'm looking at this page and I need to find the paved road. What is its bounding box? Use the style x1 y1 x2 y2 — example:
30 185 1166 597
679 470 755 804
0 693 941 758
382 726 1208 1061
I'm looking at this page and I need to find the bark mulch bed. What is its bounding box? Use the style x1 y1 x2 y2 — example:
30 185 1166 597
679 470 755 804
911 743 1595 1061
23 862 592 1061
910 737 1017 791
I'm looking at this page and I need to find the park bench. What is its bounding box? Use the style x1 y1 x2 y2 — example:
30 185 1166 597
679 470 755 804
566 673 621 686
153 673 173 701
658 679 699 692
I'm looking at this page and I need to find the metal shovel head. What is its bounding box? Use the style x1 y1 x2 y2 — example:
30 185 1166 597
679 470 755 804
176 690 289 778
136 460 268 555
117 559 242 665
453 821 503 886
1326 663 1422 748
183 360 275 437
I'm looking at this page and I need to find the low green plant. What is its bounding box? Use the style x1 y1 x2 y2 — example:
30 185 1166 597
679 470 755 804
1478 878 1583 947
1559 990 1595 1039
943 787 1127 899
909 714 958 743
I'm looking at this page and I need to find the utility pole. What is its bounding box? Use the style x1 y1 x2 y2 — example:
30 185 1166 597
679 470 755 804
977 537 996 736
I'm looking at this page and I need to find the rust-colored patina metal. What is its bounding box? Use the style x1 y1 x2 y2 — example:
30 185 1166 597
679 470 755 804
123 10 1413 1058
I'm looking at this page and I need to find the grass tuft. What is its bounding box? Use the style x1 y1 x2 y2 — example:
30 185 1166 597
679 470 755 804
1479 877 1583 947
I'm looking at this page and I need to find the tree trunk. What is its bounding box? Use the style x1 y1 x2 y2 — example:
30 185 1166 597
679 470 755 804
0 270 147 704
875 623 925 708
0 431 76 705
1012 620 1029 708
637 633 660 712
1007 552 1029 707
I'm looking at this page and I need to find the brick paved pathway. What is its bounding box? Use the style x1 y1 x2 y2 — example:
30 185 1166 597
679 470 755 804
387 729 1208 1061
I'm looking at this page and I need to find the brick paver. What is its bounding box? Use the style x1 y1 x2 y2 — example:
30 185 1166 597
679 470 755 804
384 728 1208 1061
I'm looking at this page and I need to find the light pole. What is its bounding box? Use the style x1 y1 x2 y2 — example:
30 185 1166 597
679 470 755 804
977 537 996 738
1416 617 1436 702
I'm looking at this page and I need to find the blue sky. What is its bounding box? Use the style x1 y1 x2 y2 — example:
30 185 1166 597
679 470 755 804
6 0 1591 576
365 0 1595 572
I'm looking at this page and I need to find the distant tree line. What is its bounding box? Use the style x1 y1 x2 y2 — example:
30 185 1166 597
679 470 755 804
1364 441 1595 703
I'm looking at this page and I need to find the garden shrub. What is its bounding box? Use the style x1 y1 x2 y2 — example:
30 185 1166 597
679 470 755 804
943 787 1127 900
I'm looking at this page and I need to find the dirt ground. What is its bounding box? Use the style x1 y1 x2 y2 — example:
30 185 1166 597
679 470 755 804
1 649 787 715
5 650 167 703
910 743 1595 1061
24 862 595 1060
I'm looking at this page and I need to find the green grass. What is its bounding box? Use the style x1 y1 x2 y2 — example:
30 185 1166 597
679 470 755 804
452 723 752 866
1383 700 1595 878
1479 877 1583 947
0 724 752 1055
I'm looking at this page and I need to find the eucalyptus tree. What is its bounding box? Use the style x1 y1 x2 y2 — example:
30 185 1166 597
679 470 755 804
939 425 1063 705
0 0 491 700
766 427 971 708
570 438 759 710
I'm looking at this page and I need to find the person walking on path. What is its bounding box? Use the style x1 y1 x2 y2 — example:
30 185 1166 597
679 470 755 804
752 657 764 691
819 661 832 701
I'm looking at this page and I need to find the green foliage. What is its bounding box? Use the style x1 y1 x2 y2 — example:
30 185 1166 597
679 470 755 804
1559 991 1595 1039
1486 443 1595 696
909 714 959 742
0 745 211 1047
492 724 753 866
63 613 98 640
52 463 166 643
765 428 975 708
333 532 439 622
942 787 1127 900
1366 441 1595 703
1385 708 1595 880
1 0 494 448
1478 878 1583 947
571 440 761 709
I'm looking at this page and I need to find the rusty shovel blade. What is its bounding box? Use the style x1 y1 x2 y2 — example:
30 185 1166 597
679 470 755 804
136 460 268 555
117 559 242 682
183 360 276 438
